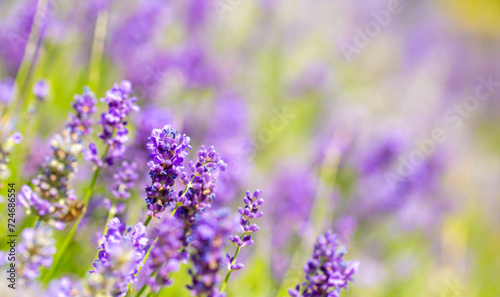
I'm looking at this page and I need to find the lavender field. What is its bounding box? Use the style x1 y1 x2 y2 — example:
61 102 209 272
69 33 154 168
1 0 500 296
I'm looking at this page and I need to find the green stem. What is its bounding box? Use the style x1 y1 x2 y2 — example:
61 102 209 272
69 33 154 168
144 215 152 227
134 283 148 297
220 226 248 293
42 145 109 283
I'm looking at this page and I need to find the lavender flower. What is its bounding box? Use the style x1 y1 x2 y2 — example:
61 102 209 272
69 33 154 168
88 217 148 297
0 77 15 104
288 231 359 297
87 81 139 167
67 87 98 135
18 227 56 280
33 79 49 101
109 161 138 199
177 145 226 225
144 125 191 215
144 216 187 291
229 189 263 251
44 277 84 297
187 210 231 297
19 87 97 229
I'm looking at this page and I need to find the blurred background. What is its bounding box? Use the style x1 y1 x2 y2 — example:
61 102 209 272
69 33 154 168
1 0 500 296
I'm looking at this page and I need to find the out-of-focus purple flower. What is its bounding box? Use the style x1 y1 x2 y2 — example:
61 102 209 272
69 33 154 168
87 81 139 167
18 227 56 280
19 88 97 229
187 210 231 297
289 231 358 297
144 125 191 215
67 87 98 135
109 161 138 200
334 215 357 245
177 145 226 225
144 216 187 291
33 79 49 101
0 77 15 104
43 277 84 297
88 217 148 297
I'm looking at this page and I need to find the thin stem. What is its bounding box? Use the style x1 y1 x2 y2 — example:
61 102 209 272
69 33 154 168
92 203 117 261
42 145 109 283
134 283 148 297
170 175 196 218
144 215 152 227
34 217 42 229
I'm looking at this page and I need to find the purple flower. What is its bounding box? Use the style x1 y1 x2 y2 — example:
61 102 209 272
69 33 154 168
33 79 49 100
18 227 56 280
19 88 97 229
0 77 15 104
87 81 139 167
144 125 191 215
67 87 98 135
110 161 138 200
187 210 231 297
44 277 84 297
288 231 359 297
88 217 148 297
144 216 187 291
228 190 264 251
176 145 226 225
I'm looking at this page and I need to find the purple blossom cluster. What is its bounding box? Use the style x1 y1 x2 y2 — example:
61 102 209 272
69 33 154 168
43 277 84 297
33 79 49 101
18 227 56 280
19 87 97 229
109 161 138 200
289 231 359 297
187 210 231 297
144 125 192 215
66 87 98 136
88 217 148 297
229 189 263 249
144 216 187 291
86 81 139 167
177 145 227 225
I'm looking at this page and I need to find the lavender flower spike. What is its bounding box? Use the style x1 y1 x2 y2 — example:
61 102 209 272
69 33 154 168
18 227 56 280
144 125 192 215
288 231 359 297
144 216 187 291
88 217 148 297
33 79 49 101
110 161 138 200
177 145 226 225
187 210 231 297
19 87 97 229
87 80 139 167
220 190 264 292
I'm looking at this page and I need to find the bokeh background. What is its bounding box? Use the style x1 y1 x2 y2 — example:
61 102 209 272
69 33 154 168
1 0 500 296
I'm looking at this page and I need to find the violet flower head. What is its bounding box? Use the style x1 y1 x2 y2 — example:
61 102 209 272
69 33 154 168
18 227 56 280
33 79 49 101
67 87 98 135
145 216 187 291
44 277 84 297
87 80 139 167
0 77 15 104
110 161 138 200
177 145 226 225
187 210 231 297
88 217 148 297
144 125 192 215
289 231 359 297
19 87 97 229
229 189 263 249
